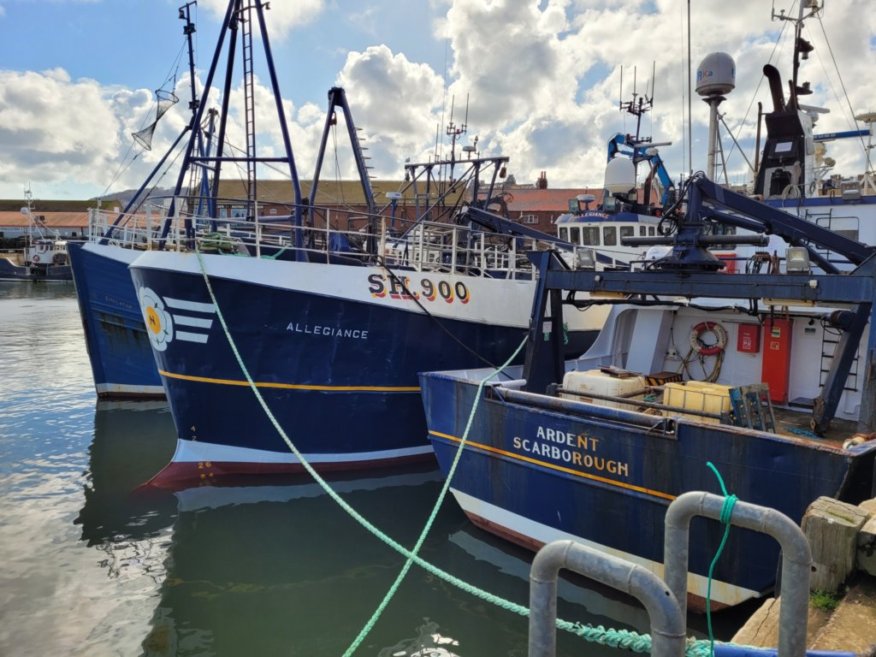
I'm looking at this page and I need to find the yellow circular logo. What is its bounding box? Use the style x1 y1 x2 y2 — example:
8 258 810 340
138 286 174 352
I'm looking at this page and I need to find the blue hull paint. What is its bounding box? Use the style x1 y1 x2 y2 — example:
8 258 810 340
419 370 876 607
128 265 595 485
68 242 163 397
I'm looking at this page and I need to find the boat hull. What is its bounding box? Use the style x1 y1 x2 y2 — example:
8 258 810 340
0 256 72 282
129 251 602 488
68 242 164 398
420 369 876 610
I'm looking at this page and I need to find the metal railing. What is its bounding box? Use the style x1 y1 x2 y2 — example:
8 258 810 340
86 198 550 279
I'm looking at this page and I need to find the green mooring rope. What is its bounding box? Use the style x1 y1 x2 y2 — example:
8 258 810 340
705 461 738 657
192 246 713 657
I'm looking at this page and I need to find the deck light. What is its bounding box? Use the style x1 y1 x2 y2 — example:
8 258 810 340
786 246 811 273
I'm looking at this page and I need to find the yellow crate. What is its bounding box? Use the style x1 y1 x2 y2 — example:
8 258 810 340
663 381 732 424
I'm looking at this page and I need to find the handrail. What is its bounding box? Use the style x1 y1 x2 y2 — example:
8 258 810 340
85 202 549 278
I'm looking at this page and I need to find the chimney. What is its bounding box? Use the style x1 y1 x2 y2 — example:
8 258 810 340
536 171 548 189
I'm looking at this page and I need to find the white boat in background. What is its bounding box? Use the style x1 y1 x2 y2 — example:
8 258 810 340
0 188 72 282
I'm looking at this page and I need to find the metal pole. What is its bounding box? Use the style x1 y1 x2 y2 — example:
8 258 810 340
529 540 685 657
664 491 812 657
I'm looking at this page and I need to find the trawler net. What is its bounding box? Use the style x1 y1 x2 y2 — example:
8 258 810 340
132 88 179 151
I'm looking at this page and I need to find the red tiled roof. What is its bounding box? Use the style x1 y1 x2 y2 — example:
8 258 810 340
503 188 605 213
0 211 88 228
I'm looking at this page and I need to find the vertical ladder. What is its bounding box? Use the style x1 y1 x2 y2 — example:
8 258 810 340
240 0 257 215
820 328 860 392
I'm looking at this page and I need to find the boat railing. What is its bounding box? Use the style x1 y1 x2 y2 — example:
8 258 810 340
88 202 551 278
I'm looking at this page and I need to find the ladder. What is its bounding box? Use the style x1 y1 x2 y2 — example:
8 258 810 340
820 328 860 393
240 0 257 215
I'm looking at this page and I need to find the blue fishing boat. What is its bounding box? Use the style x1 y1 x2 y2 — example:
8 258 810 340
420 169 876 611
126 110 608 485
421 3 876 610
69 241 164 397
68 2 207 399
117 0 605 487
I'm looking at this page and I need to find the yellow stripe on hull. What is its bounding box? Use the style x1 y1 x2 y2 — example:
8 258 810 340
158 369 421 393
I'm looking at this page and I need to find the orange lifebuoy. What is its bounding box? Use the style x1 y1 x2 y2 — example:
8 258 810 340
31 254 40 263
689 321 727 356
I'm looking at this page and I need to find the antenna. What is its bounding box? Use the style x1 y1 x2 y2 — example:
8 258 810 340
619 64 654 143
445 93 469 162
619 66 623 110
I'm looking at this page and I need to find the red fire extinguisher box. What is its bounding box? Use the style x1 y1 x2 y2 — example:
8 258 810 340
762 318 793 403
737 323 760 353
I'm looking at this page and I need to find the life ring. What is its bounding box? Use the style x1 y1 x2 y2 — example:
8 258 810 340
690 321 727 356
31 254 40 263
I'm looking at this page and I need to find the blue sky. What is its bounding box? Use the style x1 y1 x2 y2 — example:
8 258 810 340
0 0 873 200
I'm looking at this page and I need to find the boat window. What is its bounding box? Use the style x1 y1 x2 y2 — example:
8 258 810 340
558 227 568 241
569 227 581 244
582 227 600 245
603 226 617 246
648 226 656 236
620 226 634 241
638 226 647 236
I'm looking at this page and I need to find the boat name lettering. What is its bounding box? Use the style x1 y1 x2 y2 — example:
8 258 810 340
536 426 599 451
512 437 629 477
512 428 629 477
286 323 369 339
368 273 470 305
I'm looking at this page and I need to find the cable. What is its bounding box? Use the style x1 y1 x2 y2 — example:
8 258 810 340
705 462 738 657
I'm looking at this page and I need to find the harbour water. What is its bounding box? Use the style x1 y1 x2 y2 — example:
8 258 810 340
0 283 747 656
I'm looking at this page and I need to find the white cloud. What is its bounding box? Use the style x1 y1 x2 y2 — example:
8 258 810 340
198 0 326 39
0 0 873 199
0 69 123 197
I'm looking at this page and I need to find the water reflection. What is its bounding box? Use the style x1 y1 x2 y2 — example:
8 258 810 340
77 400 178 545
76 400 748 657
137 466 687 657
0 280 75 300
0 284 748 657
75 399 179 609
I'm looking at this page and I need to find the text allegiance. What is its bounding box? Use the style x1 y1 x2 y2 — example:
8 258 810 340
286 322 369 340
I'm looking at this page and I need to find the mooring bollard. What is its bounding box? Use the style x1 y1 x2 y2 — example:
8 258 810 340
529 539 686 657
664 491 813 657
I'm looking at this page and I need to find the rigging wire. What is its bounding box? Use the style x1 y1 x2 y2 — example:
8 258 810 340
686 0 692 176
679 1 688 176
99 35 189 202
723 2 795 170
815 14 873 169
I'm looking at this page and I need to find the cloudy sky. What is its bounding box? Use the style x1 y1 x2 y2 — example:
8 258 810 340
0 0 873 200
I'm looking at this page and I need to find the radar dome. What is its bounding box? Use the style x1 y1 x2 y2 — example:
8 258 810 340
696 52 735 96
604 157 636 196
